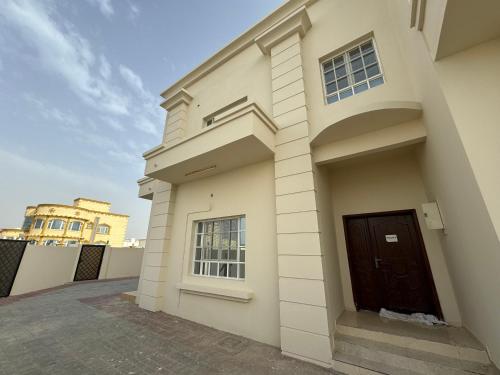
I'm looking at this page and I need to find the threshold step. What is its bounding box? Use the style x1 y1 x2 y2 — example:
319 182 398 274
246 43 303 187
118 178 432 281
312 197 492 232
333 351 420 375
120 290 137 303
335 333 493 375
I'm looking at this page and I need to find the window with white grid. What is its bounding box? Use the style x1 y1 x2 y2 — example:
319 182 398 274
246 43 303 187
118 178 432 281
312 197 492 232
192 216 246 280
322 39 384 104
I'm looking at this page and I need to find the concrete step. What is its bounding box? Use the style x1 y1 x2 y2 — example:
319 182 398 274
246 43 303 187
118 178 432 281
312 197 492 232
335 322 491 364
334 351 421 375
120 290 137 303
334 334 492 375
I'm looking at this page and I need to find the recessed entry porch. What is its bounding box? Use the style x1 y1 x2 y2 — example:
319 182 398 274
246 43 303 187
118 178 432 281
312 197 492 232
317 146 461 326
313 145 497 373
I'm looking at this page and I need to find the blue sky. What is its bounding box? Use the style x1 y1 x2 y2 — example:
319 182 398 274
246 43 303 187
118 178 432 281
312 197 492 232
0 0 282 238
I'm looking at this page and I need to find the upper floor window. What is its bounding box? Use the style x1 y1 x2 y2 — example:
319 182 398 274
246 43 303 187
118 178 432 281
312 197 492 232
22 217 33 230
33 219 44 229
205 117 214 127
69 221 82 231
64 240 79 247
44 239 59 246
47 219 65 230
202 96 247 128
97 224 110 234
322 39 384 105
192 216 246 279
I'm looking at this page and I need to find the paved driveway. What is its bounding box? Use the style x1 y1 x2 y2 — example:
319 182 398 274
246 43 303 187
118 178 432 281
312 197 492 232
0 279 334 374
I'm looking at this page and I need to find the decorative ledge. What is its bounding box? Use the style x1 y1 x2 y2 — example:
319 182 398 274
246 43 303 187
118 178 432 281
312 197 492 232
176 282 254 303
137 177 155 200
160 88 193 111
255 6 312 55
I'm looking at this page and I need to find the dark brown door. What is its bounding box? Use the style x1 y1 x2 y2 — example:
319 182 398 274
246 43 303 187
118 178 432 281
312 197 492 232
74 245 106 281
344 210 441 317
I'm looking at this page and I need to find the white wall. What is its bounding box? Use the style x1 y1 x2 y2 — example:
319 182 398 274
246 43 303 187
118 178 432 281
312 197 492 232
315 164 345 330
10 245 80 295
99 247 144 279
9 245 143 296
390 1 500 366
159 160 281 347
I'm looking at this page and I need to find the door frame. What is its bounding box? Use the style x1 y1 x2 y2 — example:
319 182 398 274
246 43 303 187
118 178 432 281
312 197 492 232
343 209 443 319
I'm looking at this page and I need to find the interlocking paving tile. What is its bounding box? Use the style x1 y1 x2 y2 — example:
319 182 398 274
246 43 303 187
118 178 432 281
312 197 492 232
0 279 335 374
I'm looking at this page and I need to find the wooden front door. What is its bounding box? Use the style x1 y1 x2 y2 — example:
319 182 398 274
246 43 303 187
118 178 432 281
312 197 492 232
344 210 442 317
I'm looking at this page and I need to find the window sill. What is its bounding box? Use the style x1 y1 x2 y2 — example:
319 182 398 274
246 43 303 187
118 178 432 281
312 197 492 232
176 282 254 303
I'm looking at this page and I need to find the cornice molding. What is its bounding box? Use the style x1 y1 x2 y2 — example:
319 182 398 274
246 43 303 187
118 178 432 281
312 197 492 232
137 176 154 185
254 6 312 55
160 88 193 111
159 0 318 100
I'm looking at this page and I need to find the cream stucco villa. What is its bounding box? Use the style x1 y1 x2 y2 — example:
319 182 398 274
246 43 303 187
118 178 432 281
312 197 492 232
135 0 500 372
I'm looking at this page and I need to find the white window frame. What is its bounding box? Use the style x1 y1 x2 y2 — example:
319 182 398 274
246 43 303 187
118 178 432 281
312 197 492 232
43 239 59 246
321 38 385 105
33 218 44 229
47 219 65 230
192 216 246 280
64 240 79 247
69 221 82 231
97 224 110 234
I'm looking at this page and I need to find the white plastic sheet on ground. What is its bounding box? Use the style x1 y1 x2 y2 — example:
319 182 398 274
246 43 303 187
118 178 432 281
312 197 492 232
379 308 448 326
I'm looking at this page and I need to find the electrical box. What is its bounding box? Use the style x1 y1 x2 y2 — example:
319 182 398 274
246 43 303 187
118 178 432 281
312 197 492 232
421 202 444 230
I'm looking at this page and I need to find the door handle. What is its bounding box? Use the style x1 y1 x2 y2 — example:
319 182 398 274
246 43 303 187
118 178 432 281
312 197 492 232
374 257 382 269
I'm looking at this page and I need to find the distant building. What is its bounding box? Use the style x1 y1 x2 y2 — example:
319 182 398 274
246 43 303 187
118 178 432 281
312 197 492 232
1 198 128 247
123 238 146 248
0 228 25 240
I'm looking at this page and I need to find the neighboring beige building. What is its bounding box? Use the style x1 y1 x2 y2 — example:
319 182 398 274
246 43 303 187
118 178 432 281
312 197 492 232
136 0 500 371
1 198 128 247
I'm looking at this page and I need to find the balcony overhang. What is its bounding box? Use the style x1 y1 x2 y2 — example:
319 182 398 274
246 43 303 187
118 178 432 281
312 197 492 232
313 119 427 166
310 101 422 147
421 0 500 60
143 103 278 184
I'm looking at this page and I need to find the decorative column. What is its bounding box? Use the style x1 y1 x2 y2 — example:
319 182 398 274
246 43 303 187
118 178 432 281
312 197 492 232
256 6 333 367
161 88 192 147
138 88 191 310
138 180 176 311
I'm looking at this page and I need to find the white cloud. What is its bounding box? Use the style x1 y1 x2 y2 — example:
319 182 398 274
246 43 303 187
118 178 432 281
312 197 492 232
129 2 139 19
119 64 163 135
101 116 125 131
24 94 80 127
99 55 111 80
119 64 146 97
86 0 114 18
133 116 157 135
1 0 163 138
0 147 126 194
0 0 128 116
